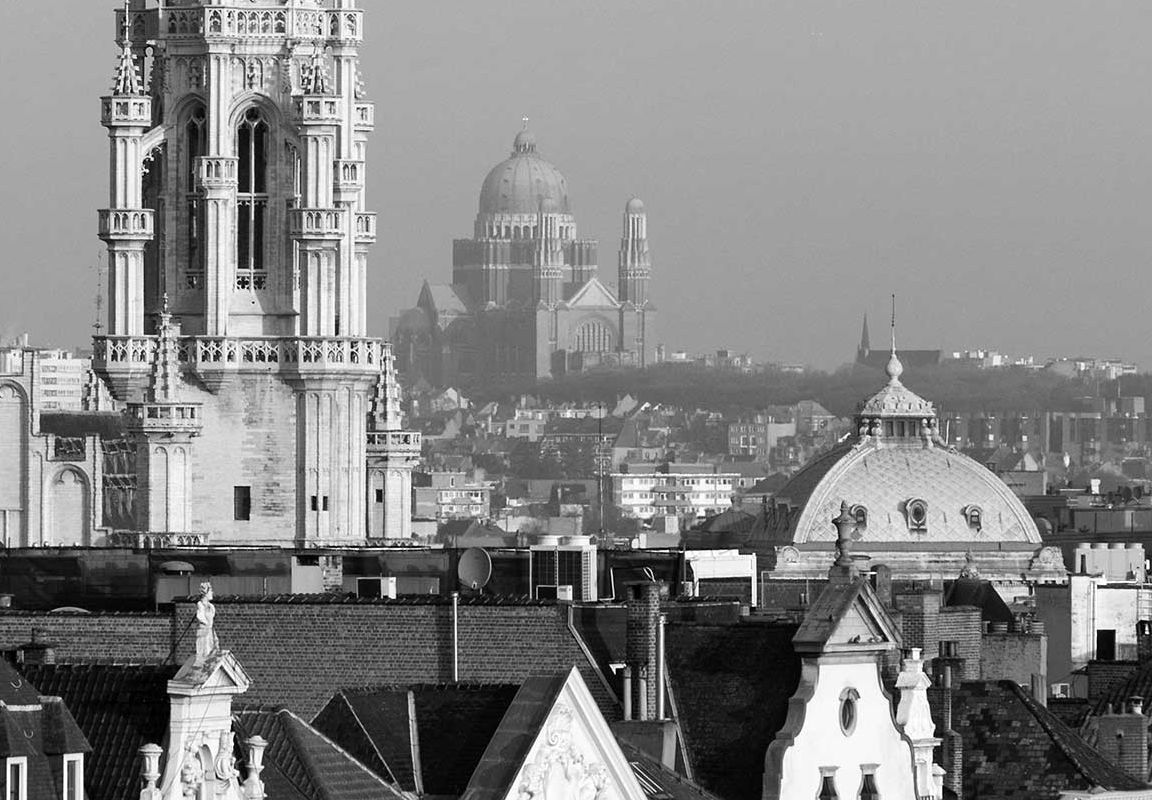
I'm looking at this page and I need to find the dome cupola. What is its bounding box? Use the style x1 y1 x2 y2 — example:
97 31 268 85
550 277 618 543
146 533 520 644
478 127 572 216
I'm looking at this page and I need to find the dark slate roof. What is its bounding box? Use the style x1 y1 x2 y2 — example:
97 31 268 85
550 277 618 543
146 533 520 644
38 412 126 439
311 684 519 796
943 577 1013 623
619 740 725 800
665 621 801 800
941 681 1147 798
20 663 174 800
233 707 406 800
462 673 570 800
1085 659 1152 720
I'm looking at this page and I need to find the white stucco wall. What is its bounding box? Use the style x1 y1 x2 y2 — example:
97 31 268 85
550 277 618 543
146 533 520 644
765 658 919 800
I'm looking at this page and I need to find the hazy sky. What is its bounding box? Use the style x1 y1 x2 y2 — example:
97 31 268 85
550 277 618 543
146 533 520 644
2 1 1151 370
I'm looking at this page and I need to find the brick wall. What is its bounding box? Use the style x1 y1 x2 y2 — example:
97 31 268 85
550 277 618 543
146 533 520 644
170 598 615 720
1087 660 1141 703
939 606 982 681
981 632 1047 688
0 610 174 662
1096 711 1148 780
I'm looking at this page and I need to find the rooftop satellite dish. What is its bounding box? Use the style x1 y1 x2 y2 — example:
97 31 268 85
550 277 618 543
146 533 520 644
457 547 492 591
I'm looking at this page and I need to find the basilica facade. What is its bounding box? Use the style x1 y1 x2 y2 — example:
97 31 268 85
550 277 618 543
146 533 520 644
0 0 418 547
393 129 656 384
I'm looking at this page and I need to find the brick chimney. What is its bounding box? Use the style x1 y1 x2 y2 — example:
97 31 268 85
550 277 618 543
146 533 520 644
1137 621 1152 662
871 564 893 608
1095 697 1149 781
928 666 964 799
895 589 942 669
20 628 57 666
626 580 663 721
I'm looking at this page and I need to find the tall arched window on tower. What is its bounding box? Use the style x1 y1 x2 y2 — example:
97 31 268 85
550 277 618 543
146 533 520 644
236 107 268 290
184 105 207 289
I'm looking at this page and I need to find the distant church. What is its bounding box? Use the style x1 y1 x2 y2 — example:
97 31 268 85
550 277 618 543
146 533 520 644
392 128 656 384
856 314 940 371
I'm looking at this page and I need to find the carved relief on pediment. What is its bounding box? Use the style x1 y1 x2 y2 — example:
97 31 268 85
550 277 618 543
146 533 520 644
516 704 615 800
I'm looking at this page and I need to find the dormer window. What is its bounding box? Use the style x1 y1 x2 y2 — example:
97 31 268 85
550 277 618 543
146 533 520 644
850 504 868 528
964 505 983 531
905 498 928 532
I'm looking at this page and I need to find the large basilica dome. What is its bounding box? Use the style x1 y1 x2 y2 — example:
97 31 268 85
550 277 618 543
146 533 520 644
478 129 571 215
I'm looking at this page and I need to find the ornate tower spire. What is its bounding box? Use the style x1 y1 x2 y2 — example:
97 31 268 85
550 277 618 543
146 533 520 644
618 198 651 306
111 0 144 96
887 293 903 385
535 196 563 306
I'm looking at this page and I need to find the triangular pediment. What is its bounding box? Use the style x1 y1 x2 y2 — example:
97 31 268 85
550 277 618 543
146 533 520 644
463 668 646 800
565 278 620 309
793 575 902 654
171 649 251 696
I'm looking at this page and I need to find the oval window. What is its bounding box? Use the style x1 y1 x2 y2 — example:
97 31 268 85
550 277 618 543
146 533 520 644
839 695 857 735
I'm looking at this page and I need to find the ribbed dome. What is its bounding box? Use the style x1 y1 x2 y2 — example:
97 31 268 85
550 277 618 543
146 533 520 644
478 130 571 215
625 197 645 214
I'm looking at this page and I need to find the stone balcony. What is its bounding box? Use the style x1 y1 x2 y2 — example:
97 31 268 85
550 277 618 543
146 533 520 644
124 401 203 436
334 159 365 202
289 208 346 240
196 157 239 191
354 213 377 245
353 103 375 132
98 209 155 242
294 96 342 126
101 96 152 127
93 335 390 397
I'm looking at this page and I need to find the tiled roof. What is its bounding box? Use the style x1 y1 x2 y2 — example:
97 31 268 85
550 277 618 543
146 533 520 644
312 684 519 796
619 740 725 800
234 707 406 800
664 621 801 800
942 681 1147 798
1087 659 1152 719
20 663 175 800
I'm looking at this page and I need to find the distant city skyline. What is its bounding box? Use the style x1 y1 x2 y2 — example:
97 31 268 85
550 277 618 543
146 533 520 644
3 2 1152 370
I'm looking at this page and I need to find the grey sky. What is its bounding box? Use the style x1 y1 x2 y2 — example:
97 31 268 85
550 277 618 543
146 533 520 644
2 1 1151 370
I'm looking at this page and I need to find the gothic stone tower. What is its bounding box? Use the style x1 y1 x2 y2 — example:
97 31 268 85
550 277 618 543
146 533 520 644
617 198 655 368
94 0 410 544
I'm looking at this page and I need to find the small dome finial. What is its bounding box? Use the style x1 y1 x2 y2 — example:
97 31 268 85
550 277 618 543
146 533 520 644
513 122 536 154
886 293 903 385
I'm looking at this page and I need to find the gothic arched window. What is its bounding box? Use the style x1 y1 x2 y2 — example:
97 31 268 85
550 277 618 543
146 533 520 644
184 105 207 288
236 107 268 288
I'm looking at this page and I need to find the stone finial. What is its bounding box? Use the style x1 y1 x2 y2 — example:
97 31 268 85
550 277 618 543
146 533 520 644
139 743 162 800
243 736 268 800
194 582 219 666
959 550 981 579
833 501 856 568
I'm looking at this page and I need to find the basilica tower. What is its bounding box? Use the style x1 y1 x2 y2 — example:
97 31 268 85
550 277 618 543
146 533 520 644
92 0 414 545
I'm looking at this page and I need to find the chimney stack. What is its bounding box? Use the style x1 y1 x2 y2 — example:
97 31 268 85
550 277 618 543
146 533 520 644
1095 698 1149 781
21 628 57 666
626 580 663 721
